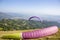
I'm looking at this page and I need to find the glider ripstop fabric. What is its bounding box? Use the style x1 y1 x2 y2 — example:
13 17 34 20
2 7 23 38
22 26 58 39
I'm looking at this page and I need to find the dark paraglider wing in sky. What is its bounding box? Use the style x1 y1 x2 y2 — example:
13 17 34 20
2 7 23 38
28 16 42 23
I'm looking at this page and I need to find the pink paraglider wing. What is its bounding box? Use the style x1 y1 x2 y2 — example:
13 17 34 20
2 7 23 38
22 26 58 39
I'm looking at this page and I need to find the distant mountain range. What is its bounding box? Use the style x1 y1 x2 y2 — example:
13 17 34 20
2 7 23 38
0 12 12 19
0 12 60 22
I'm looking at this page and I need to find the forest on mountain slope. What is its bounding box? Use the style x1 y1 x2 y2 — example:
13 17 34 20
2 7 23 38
0 18 60 31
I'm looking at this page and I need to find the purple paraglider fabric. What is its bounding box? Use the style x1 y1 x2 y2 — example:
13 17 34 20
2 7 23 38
22 26 58 39
28 16 42 22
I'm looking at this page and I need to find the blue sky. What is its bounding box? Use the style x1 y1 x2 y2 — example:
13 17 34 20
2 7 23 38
0 0 60 15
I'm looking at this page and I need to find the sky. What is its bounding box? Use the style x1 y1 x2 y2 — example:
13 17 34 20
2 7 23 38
0 0 60 15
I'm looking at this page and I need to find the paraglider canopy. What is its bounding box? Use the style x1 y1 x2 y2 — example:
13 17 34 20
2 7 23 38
28 16 42 23
28 16 44 28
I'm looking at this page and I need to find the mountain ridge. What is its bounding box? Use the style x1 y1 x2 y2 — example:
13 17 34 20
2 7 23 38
0 12 60 22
